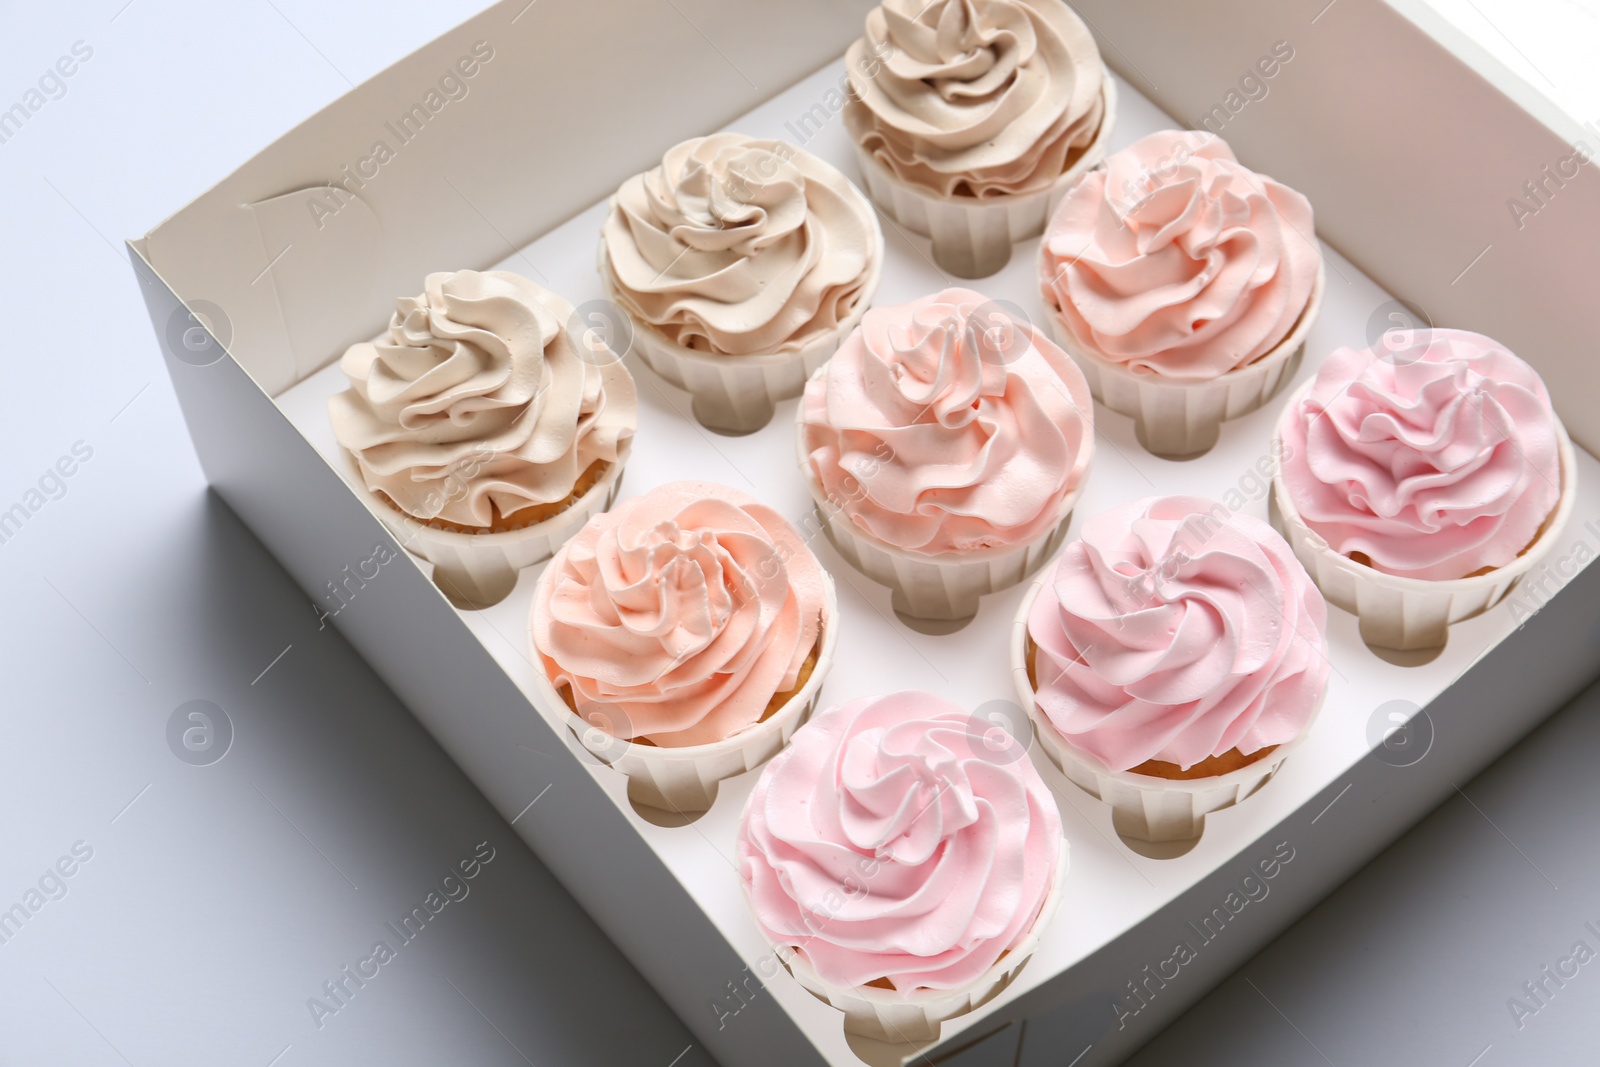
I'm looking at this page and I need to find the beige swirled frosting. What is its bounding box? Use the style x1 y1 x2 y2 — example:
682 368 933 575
329 270 636 529
601 133 879 356
844 0 1106 198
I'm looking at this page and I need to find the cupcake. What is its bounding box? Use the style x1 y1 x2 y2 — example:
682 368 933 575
329 269 636 609
738 690 1066 1043
844 0 1114 278
529 481 838 813
1040 130 1324 457
599 132 882 434
799 287 1094 624
1015 496 1330 841
1272 328 1574 650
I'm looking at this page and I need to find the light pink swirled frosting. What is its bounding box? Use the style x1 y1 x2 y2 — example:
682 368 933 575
329 270 636 527
601 133 878 356
1278 329 1563 581
738 690 1061 992
1041 130 1321 381
844 0 1105 198
1028 496 1329 772
531 481 827 748
800 287 1093 554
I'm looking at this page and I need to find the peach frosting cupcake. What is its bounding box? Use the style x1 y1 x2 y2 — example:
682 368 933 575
533 481 827 746
529 481 839 812
798 287 1093 623
1040 130 1324 455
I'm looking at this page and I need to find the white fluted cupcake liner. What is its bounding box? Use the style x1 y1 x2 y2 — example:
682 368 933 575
796 419 1089 622
351 440 631 611
1041 262 1325 458
852 80 1117 279
780 847 1068 1045
597 195 883 436
528 572 839 815
1270 382 1577 650
1012 575 1322 842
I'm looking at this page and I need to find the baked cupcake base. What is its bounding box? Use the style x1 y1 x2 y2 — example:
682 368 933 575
779 846 1068 1044
351 441 630 611
1270 380 1578 650
528 570 839 815
1042 261 1325 458
597 210 882 437
852 79 1117 279
1012 575 1322 842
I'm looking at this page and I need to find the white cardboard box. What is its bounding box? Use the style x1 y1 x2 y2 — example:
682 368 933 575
129 2 1600 1064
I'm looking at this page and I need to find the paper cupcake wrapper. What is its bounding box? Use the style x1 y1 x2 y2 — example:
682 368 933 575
353 440 630 611
1270 383 1578 650
528 571 839 815
1012 575 1322 842
780 847 1069 1045
852 79 1117 279
797 452 1083 624
597 192 884 436
1040 262 1325 458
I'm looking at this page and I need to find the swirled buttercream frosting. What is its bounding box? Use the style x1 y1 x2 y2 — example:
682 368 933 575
531 481 827 748
601 133 879 356
800 287 1093 554
330 270 636 528
1041 130 1320 380
738 690 1061 991
844 0 1106 198
1028 496 1329 773
1278 329 1562 581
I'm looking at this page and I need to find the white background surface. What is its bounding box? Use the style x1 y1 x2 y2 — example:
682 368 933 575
4 2 1600 1066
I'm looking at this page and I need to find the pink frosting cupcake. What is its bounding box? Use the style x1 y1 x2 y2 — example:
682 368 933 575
1271 329 1573 650
1039 130 1324 455
1278 329 1562 580
529 481 839 812
738 690 1064 1041
798 287 1094 623
1016 496 1329 840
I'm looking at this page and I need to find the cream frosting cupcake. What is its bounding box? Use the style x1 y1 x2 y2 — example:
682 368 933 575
529 480 838 813
799 287 1094 624
1016 496 1330 841
844 0 1114 277
738 690 1065 1043
1040 130 1324 456
1272 328 1574 650
329 269 636 608
600 132 882 434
